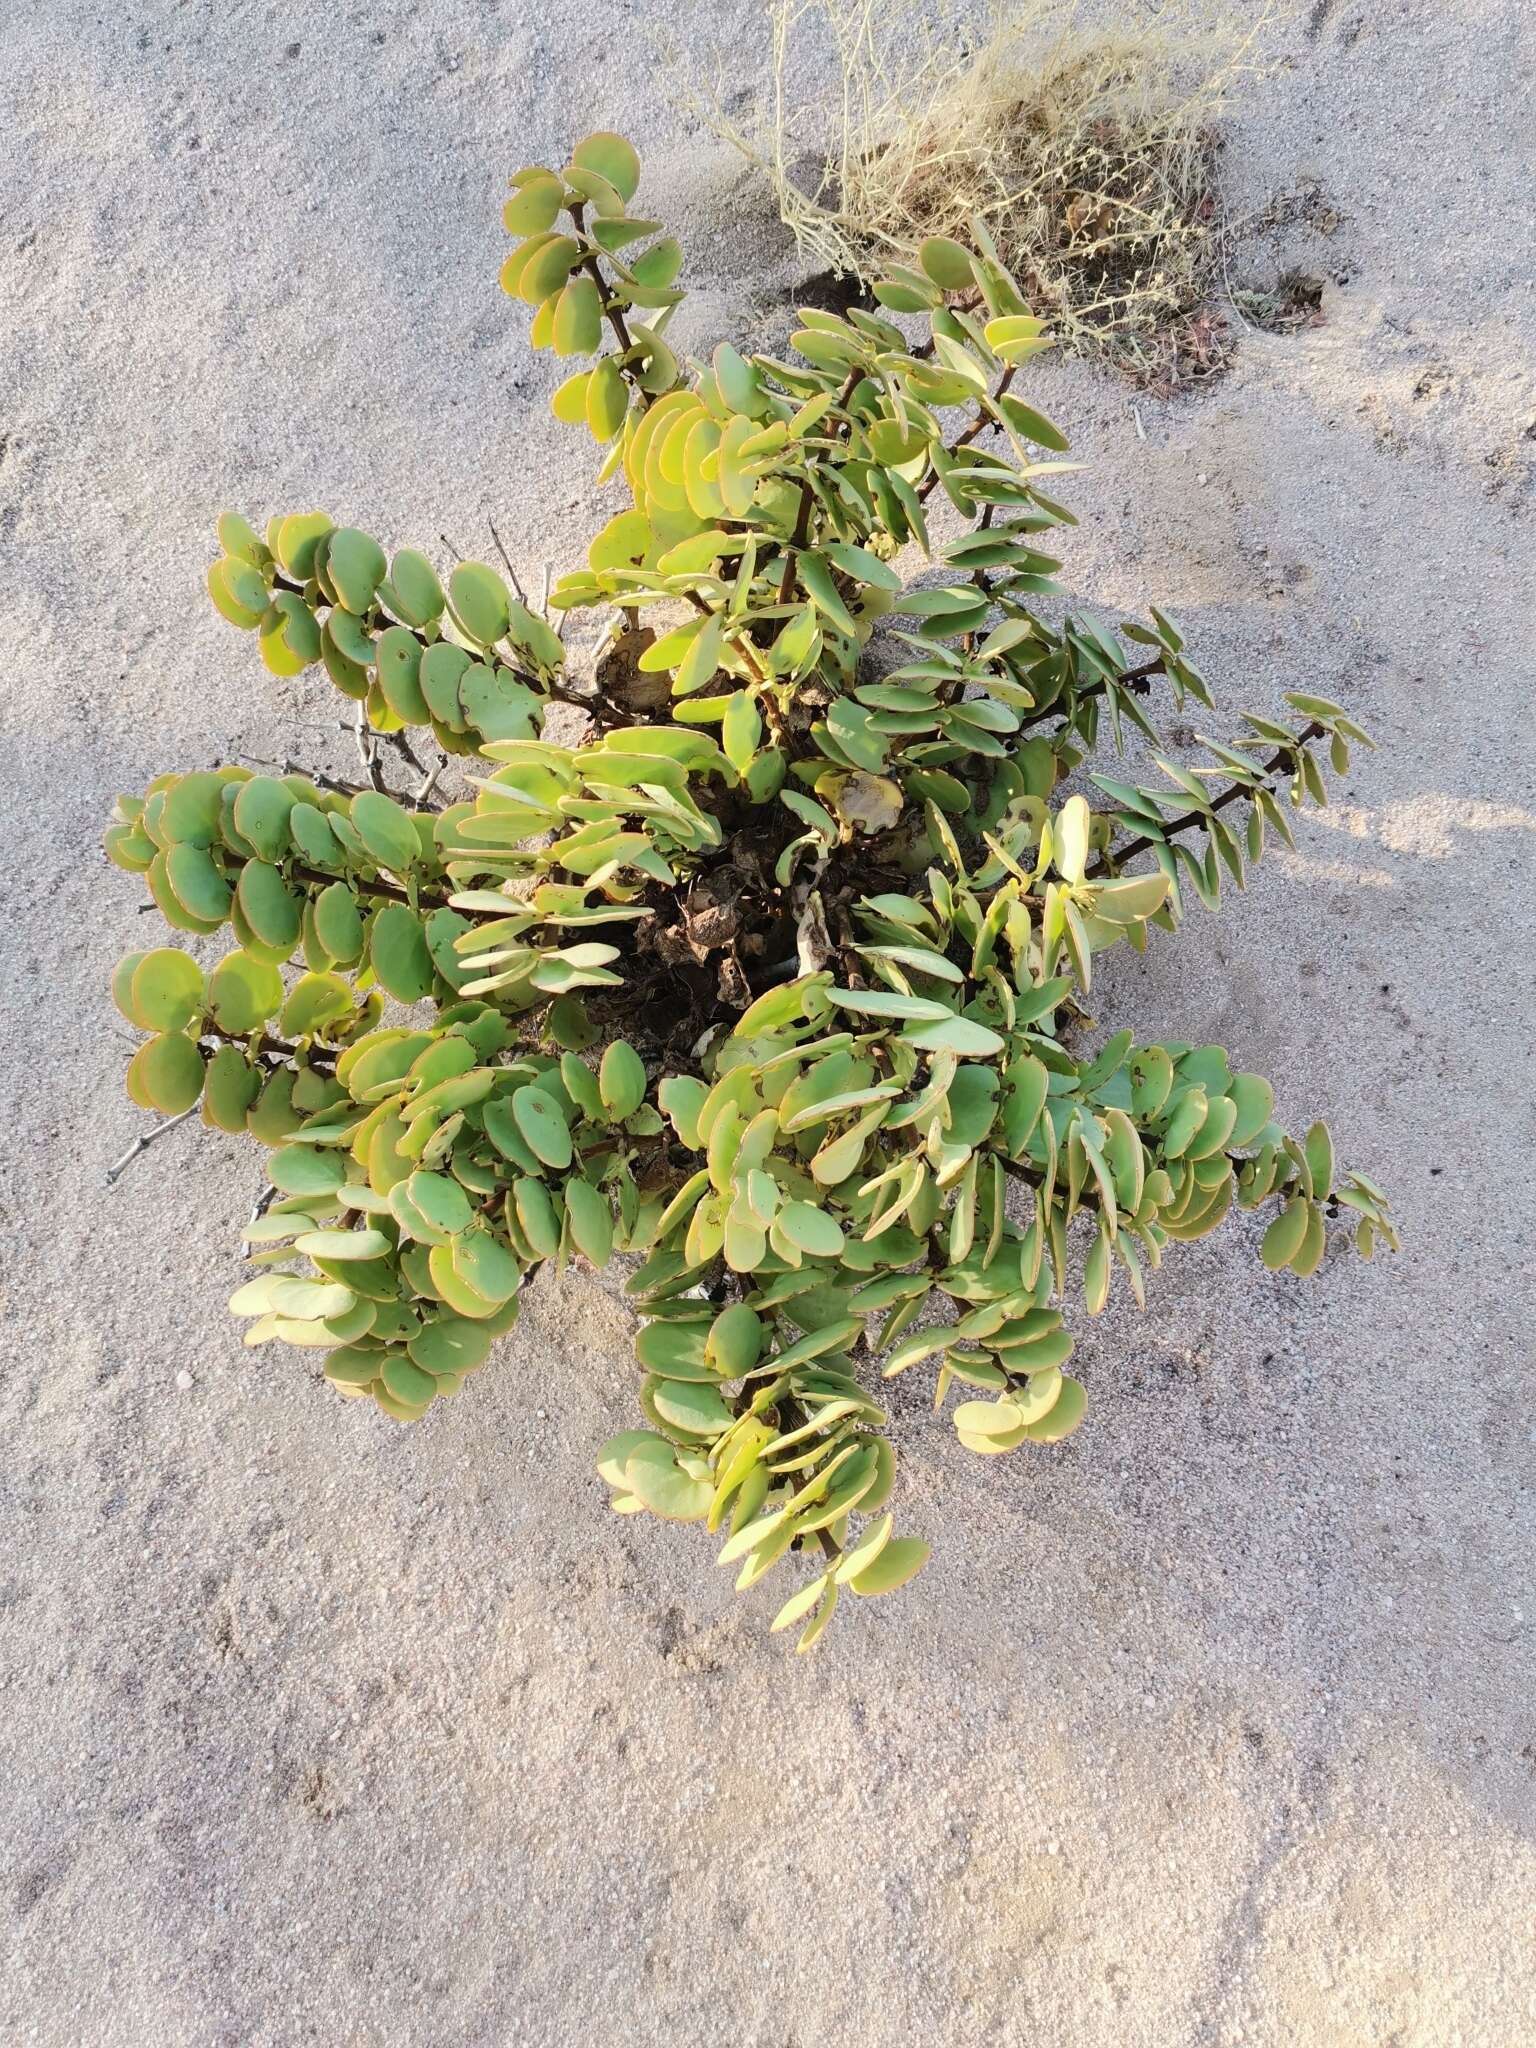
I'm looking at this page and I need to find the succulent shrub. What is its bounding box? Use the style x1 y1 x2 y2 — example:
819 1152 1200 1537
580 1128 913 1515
106 131 1395 1649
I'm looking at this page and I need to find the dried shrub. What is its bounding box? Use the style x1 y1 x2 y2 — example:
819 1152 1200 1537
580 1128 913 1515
683 0 1273 384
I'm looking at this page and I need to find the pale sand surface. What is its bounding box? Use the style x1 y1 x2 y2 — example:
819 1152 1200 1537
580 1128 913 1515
2 3 1533 2043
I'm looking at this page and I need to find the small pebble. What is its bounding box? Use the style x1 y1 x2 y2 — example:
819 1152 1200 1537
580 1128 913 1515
175 1369 194 1391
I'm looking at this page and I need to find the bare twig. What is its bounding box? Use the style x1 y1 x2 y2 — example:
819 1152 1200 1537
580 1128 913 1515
487 519 529 603
104 1104 200 1188
589 615 619 672
239 1182 279 1256
378 726 426 777
237 753 368 799
200 1021 336 1069
351 702 387 793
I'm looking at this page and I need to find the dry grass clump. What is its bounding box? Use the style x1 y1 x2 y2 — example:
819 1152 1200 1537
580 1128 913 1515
685 0 1274 388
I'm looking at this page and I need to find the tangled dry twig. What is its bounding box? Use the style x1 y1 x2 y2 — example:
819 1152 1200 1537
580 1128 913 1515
680 0 1275 385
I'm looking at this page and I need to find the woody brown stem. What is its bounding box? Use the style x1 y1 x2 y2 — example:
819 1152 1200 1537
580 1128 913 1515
1086 723 1324 879
1014 654 1166 734
777 367 865 607
916 366 1016 503
570 204 647 395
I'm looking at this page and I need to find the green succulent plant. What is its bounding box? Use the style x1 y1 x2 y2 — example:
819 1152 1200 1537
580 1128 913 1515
106 131 1395 1649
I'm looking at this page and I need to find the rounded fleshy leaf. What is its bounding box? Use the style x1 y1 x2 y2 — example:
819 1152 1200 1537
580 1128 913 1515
369 905 435 1002
448 562 512 648
128 1032 205 1115
504 170 564 237
848 1537 931 1598
126 949 205 1032
349 791 420 874
206 949 284 1034
327 528 387 613
570 132 640 204
918 235 974 290
510 1085 572 1169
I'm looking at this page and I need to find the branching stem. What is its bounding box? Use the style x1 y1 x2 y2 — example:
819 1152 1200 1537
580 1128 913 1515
916 365 1016 503
237 754 369 800
570 205 644 389
202 1022 338 1069
1087 722 1325 879
1015 655 1165 734
239 1183 279 1254
104 1105 200 1187
776 366 864 607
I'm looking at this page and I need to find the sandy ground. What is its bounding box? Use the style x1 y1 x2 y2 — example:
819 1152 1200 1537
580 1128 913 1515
2 1 1533 2042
